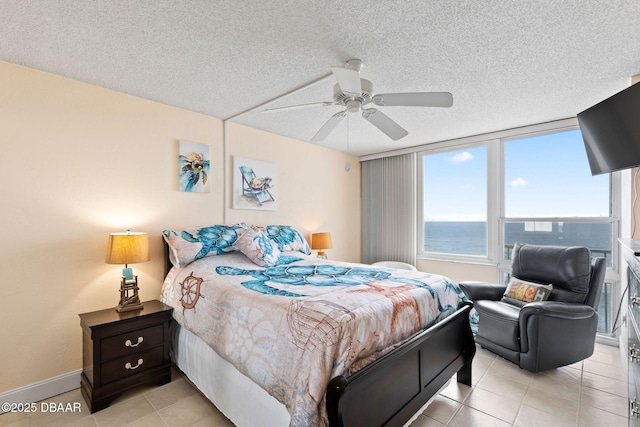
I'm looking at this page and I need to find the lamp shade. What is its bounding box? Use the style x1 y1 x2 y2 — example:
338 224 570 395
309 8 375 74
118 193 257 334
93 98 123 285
105 232 150 265
311 232 333 250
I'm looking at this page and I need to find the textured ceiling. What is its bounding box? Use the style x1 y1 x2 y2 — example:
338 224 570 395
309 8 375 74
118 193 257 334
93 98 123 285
1 1 640 156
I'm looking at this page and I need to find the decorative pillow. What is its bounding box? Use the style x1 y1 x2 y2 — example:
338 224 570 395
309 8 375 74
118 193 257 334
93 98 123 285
162 223 248 268
264 225 311 255
234 227 281 267
501 277 553 307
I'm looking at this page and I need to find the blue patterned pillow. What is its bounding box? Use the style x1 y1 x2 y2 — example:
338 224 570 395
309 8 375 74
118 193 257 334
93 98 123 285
234 227 281 267
264 225 311 255
162 223 248 267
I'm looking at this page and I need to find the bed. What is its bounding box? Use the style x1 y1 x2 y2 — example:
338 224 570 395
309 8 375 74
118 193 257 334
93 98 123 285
160 224 475 427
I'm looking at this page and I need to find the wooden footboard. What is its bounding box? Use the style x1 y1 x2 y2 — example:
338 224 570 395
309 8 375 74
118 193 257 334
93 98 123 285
164 240 475 426
326 302 475 427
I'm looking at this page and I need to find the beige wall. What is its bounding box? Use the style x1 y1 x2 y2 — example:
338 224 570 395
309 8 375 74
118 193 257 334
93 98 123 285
225 123 361 263
0 61 361 393
417 259 498 284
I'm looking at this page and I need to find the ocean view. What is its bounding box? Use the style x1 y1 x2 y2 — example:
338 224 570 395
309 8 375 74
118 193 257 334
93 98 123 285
424 221 613 333
424 221 612 261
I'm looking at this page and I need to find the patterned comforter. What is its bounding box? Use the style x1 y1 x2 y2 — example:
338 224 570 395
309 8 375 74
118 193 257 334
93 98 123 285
160 252 468 426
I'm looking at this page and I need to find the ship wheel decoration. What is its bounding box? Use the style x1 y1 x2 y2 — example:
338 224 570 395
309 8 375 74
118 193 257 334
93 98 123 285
179 272 205 312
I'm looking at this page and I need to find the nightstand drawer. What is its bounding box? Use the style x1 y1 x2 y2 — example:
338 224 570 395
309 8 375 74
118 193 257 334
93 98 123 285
101 325 164 360
80 300 172 412
100 346 164 384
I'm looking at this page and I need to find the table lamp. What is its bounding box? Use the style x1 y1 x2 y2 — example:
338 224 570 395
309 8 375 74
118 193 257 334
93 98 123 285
106 230 150 312
311 232 333 259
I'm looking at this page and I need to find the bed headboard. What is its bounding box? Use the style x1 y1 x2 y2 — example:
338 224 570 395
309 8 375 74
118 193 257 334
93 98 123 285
163 239 173 278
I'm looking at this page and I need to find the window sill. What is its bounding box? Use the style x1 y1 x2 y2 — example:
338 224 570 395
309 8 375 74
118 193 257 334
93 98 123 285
416 253 497 267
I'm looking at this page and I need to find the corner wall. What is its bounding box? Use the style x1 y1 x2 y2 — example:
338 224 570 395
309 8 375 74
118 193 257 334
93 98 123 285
416 259 498 284
0 60 361 395
224 122 361 263
0 60 224 393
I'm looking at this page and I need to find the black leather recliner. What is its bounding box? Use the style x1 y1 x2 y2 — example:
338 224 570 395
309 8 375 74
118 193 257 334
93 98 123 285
459 243 606 373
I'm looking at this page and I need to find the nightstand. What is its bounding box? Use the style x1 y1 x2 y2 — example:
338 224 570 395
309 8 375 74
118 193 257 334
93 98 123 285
79 299 173 412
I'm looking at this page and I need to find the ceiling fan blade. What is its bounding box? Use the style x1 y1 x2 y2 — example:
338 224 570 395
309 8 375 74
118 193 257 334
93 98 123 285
362 108 408 140
310 111 346 142
331 67 362 95
372 92 453 108
262 101 335 113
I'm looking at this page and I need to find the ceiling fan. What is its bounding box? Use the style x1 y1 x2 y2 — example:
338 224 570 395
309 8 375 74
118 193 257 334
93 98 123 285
262 59 453 142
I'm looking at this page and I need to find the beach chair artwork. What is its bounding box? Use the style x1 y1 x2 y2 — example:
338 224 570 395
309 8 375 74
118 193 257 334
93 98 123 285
240 166 275 206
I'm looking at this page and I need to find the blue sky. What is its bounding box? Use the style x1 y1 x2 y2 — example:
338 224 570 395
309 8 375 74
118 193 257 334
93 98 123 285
423 129 610 221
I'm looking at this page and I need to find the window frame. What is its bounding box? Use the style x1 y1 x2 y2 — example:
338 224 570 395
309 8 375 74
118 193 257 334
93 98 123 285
417 120 620 264
417 139 499 264
417 140 496 262
416 119 621 339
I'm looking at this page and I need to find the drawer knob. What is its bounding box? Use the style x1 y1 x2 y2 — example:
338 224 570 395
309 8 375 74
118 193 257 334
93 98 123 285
124 337 144 348
125 358 144 370
631 345 640 363
632 295 640 308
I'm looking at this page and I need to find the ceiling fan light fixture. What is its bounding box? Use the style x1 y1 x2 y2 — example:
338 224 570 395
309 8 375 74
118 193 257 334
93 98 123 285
346 100 360 113
333 79 373 106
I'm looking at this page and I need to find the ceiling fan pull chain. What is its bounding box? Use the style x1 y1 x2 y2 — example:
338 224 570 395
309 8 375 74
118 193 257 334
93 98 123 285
347 113 350 153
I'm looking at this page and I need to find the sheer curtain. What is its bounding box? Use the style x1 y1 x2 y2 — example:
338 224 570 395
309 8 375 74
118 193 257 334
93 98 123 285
361 153 416 265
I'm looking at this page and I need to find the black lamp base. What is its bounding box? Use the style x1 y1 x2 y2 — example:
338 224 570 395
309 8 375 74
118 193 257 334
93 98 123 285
116 276 143 312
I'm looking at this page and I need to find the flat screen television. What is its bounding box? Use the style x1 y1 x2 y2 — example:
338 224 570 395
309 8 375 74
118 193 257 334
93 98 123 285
577 82 640 175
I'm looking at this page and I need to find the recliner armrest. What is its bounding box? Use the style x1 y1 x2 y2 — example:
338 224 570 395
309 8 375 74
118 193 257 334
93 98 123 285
458 281 506 301
519 301 596 321
518 301 598 357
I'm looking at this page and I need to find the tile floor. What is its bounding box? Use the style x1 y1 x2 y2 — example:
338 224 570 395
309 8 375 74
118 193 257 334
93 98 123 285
0 343 628 426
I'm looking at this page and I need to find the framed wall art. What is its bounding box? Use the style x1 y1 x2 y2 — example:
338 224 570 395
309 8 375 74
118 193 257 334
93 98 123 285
179 140 210 193
232 156 277 210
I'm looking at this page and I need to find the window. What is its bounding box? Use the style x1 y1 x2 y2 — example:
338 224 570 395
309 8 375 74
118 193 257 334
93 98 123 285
503 221 612 264
418 121 619 337
421 146 487 256
503 130 613 266
598 282 613 334
504 130 610 218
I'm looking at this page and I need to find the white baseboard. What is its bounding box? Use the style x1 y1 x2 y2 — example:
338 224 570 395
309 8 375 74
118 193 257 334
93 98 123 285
0 370 82 413
595 334 620 346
